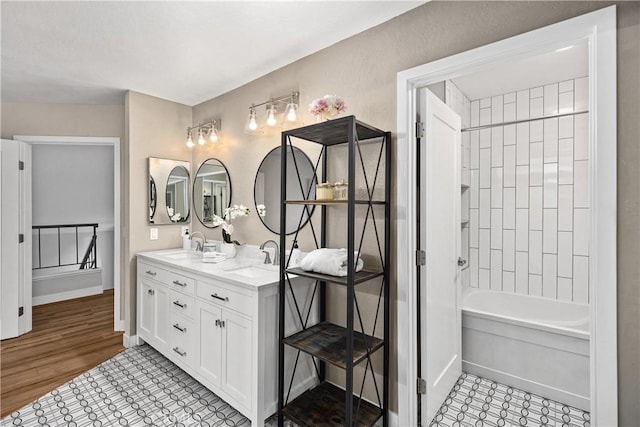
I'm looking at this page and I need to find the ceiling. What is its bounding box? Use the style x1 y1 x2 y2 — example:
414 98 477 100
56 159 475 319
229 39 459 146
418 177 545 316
1 1 425 106
452 42 588 100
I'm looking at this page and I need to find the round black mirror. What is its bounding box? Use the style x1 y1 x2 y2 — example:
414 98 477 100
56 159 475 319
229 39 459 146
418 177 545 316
149 176 157 222
165 166 190 223
193 158 232 228
254 146 316 235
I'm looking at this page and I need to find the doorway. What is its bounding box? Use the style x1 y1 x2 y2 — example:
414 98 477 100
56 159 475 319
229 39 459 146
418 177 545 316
396 6 617 427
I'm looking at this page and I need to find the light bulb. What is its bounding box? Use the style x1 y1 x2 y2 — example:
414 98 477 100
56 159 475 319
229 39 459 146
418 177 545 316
285 103 298 122
197 129 205 145
186 131 194 148
248 109 258 131
209 127 218 143
266 105 277 127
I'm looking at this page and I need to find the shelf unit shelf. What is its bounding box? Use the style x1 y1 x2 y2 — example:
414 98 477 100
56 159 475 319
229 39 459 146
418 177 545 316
278 115 390 427
283 321 384 369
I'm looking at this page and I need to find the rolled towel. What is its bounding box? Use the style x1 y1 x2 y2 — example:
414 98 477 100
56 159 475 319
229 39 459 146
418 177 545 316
298 248 363 277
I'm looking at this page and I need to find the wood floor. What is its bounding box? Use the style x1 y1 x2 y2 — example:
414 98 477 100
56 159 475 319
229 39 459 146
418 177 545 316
0 290 124 417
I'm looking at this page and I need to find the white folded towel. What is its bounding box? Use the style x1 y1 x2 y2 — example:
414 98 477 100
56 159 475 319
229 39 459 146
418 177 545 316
298 248 363 277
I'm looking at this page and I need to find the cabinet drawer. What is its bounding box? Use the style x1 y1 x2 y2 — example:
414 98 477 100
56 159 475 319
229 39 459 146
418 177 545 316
166 271 195 295
170 313 195 367
138 261 167 282
197 281 252 316
170 291 196 319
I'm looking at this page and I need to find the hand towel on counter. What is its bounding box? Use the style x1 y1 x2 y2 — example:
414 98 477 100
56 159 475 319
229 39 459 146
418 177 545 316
298 248 363 277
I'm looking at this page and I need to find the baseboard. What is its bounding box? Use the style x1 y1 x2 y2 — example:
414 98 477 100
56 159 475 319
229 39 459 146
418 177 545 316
32 285 103 306
123 334 139 348
463 360 590 411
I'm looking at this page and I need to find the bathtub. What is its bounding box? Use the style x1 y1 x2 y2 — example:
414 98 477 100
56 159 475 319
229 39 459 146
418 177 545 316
461 288 590 411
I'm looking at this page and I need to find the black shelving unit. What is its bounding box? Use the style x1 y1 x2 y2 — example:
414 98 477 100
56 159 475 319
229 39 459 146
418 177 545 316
278 116 390 426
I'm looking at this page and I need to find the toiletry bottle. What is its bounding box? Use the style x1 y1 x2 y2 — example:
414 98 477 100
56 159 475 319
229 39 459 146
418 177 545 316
291 240 301 267
183 230 190 250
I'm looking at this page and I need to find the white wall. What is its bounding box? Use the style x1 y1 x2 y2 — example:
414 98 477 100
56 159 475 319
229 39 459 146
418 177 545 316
32 144 115 289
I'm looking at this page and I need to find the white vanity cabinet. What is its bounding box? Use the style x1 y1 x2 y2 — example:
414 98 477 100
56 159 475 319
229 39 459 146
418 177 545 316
136 252 311 427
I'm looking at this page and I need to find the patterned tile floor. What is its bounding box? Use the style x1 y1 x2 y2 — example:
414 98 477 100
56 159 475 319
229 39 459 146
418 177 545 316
1 344 263 427
429 373 590 427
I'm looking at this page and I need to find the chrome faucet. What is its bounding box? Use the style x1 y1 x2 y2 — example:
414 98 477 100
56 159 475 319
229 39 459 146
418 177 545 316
259 240 279 265
190 231 206 251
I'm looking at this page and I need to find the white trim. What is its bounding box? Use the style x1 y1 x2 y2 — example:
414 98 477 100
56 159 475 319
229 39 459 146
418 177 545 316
32 285 103 306
396 7 617 427
14 135 124 332
123 334 139 348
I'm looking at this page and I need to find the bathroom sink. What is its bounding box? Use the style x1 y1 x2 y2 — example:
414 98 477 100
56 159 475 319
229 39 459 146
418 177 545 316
224 265 277 279
162 250 201 260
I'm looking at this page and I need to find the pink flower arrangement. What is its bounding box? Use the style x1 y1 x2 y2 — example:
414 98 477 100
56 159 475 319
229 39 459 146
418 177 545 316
309 95 347 119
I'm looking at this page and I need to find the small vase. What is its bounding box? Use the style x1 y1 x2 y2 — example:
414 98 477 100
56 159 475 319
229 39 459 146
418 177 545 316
315 113 330 123
220 242 237 258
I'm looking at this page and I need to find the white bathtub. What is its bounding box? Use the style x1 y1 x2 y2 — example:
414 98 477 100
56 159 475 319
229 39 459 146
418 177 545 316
461 288 590 411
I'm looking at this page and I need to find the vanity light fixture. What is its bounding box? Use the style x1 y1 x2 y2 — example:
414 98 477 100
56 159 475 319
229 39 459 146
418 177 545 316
185 119 221 148
245 91 302 133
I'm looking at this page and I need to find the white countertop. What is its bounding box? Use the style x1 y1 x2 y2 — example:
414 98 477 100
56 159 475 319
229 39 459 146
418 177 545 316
137 247 282 289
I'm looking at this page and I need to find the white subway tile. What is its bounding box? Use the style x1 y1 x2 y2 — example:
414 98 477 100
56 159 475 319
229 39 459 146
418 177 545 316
558 231 573 278
543 209 558 254
491 127 503 167
559 91 574 114
503 188 516 229
530 97 544 119
543 254 558 298
573 209 590 256
479 268 490 289
516 90 530 120
470 100 480 127
530 86 543 98
462 191 470 222
503 271 515 293
558 185 573 231
529 142 544 186
529 230 543 275
480 97 491 108
515 252 529 295
491 95 504 124
504 124 516 146
516 166 529 208
544 83 559 116
462 131 470 170
463 98 471 129
480 107 491 126
504 92 516 104
574 160 590 208
574 77 589 112
470 130 480 169
469 248 479 287
503 146 516 187
503 230 516 271
491 250 503 291
559 80 574 93
504 102 516 122
491 209 503 249
544 163 558 208
544 118 559 163
559 116 574 139
491 169 503 208
480 149 491 188
558 278 573 302
558 138 574 185
470 209 479 248
529 187 543 230
480 128 491 149
573 255 589 304
479 229 490 269
529 274 542 296
470 170 479 209
479 189 491 228
516 209 529 251
516 122 529 165
530 120 544 142
574 114 589 161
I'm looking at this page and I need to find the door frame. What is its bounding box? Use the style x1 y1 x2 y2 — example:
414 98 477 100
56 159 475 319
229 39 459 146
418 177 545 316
14 135 123 332
396 6 617 426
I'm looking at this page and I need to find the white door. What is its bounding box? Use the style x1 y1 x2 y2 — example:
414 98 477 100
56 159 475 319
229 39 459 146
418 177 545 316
154 285 170 351
222 309 252 408
139 279 155 340
419 89 462 424
198 301 222 387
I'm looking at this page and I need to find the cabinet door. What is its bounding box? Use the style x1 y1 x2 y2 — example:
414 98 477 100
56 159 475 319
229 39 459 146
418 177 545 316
154 285 170 351
139 279 155 340
221 309 252 408
198 301 222 387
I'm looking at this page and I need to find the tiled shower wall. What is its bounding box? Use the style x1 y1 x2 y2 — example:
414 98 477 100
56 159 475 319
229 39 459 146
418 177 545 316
464 77 590 304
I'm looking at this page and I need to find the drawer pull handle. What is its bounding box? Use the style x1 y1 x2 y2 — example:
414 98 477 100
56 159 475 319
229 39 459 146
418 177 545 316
173 280 187 287
215 319 220 327
173 324 186 333
211 293 229 302
173 301 186 309
221 320 225 328
215 319 225 328
147 289 154 295
145 270 156 276
173 347 187 357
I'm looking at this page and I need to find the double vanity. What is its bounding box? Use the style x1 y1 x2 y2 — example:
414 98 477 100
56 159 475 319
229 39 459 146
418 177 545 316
136 247 316 426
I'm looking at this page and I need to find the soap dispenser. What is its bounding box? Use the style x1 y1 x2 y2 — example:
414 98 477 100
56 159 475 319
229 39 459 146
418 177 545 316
183 229 190 250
